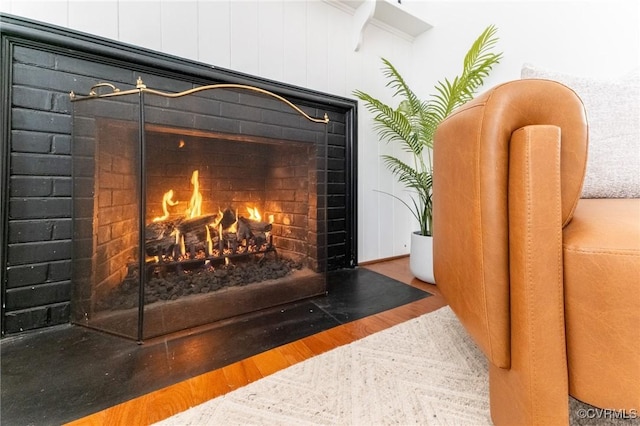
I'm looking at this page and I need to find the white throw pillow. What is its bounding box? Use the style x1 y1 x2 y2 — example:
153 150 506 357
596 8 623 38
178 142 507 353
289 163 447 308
521 64 640 198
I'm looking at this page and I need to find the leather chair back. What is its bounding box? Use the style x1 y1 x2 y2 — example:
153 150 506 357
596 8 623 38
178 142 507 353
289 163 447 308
433 79 588 368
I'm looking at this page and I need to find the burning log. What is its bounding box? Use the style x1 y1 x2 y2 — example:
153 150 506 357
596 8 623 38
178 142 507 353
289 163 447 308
236 216 272 252
145 219 181 257
238 216 272 233
145 219 178 241
236 217 252 241
220 208 236 229
183 230 207 255
224 232 238 254
176 214 219 234
144 169 274 265
145 235 177 257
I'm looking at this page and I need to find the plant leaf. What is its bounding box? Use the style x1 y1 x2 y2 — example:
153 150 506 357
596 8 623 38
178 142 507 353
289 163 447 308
352 25 502 236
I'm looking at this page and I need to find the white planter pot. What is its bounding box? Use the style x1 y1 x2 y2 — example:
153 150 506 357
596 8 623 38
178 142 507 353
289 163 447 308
409 231 435 283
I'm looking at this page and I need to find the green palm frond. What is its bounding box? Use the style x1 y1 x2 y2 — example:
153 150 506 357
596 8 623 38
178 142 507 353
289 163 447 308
353 90 424 157
381 155 429 192
425 25 502 124
380 58 423 121
353 25 502 236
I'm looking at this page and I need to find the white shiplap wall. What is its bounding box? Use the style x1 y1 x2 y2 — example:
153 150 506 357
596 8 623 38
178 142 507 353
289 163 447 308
2 0 638 263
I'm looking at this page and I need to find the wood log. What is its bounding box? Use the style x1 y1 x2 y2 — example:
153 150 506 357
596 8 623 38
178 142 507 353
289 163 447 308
223 232 238 253
253 232 267 247
236 217 253 241
220 208 236 230
238 216 272 233
176 214 219 234
145 220 178 241
145 235 177 257
145 219 180 256
183 230 206 248
145 208 272 259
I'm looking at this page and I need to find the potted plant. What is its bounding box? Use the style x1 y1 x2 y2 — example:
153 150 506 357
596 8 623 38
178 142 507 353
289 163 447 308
354 25 502 283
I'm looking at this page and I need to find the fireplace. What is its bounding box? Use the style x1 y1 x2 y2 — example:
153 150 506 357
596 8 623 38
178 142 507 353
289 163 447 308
70 80 329 341
1 14 357 337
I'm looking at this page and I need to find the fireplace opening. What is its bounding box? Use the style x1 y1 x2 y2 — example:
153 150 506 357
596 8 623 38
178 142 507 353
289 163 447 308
70 81 329 341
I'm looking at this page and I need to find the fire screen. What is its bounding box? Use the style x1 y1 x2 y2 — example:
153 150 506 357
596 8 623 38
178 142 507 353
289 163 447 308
70 78 329 341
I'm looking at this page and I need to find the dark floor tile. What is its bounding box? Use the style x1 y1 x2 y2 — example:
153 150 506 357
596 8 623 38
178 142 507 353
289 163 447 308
317 268 430 323
0 267 430 425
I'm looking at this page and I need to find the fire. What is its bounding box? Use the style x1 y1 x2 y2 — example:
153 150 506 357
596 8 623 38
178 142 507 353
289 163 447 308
152 190 179 222
247 207 261 221
153 171 272 227
185 170 202 219
149 170 274 263
246 207 275 224
151 170 202 222
206 223 213 256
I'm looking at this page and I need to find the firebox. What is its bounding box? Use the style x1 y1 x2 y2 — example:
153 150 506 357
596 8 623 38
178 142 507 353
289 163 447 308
70 79 329 341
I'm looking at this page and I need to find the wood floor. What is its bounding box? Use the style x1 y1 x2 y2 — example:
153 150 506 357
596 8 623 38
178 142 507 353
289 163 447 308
66 257 447 426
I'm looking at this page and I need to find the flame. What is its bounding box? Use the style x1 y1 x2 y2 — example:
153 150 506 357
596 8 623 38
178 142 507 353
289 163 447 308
247 206 261 221
185 170 202 219
174 228 185 257
149 170 279 263
206 224 213 256
228 209 238 234
152 189 179 222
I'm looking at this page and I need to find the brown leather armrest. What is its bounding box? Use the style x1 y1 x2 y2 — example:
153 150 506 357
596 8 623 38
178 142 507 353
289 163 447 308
490 125 569 425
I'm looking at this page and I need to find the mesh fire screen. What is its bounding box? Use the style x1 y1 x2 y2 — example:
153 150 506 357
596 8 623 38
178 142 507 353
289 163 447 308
71 80 329 341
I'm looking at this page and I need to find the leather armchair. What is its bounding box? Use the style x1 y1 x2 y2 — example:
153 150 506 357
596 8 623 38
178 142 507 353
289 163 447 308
433 79 640 425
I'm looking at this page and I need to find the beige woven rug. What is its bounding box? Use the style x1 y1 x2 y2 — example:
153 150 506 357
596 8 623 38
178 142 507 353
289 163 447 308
155 306 636 425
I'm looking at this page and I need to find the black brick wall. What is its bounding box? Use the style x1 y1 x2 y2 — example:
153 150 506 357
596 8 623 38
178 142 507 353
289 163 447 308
0 14 357 336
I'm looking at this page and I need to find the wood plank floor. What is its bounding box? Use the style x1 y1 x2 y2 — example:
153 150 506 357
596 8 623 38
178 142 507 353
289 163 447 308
66 257 446 426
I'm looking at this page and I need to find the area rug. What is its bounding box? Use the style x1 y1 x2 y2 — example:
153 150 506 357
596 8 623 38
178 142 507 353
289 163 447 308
155 306 638 425
156 306 491 425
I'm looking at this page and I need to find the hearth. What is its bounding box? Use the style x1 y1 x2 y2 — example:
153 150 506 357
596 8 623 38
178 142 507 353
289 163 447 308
70 79 329 341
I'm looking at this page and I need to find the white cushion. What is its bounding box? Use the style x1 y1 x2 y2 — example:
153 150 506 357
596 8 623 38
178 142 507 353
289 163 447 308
521 64 640 198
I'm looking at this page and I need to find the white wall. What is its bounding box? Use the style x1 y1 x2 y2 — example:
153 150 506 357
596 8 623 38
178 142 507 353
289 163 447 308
2 0 638 263
406 0 640 92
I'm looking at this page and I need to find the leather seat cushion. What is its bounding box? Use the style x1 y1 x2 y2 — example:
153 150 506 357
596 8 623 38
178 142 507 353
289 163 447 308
562 198 640 410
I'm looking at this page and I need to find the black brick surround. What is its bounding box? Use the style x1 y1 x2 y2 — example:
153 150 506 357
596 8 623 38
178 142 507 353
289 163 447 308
0 14 358 336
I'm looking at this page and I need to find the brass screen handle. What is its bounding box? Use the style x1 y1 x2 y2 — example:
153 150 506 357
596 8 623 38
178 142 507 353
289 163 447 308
88 82 121 96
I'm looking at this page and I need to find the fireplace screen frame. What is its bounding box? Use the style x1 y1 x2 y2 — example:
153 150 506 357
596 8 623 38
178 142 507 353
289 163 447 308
70 79 330 342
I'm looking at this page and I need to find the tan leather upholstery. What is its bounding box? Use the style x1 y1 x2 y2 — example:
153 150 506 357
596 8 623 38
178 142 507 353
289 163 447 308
433 79 640 425
564 198 640 410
